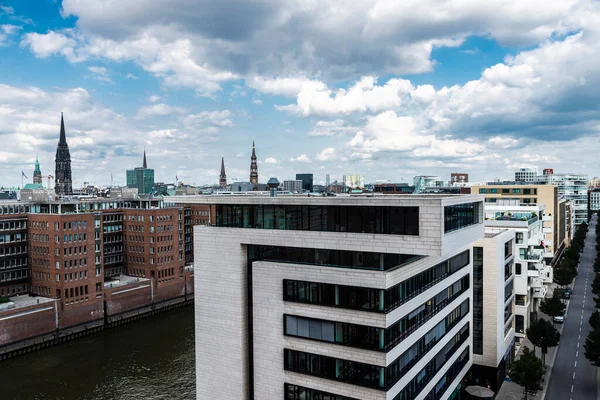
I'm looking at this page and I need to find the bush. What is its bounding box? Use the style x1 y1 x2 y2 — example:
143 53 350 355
0 297 11 304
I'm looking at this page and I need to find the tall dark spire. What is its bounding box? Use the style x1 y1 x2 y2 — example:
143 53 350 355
143 149 147 169
250 139 258 185
55 113 73 195
219 156 227 189
33 154 42 185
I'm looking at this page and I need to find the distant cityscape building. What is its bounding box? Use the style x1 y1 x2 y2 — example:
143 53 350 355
33 156 42 185
295 173 313 192
126 150 155 195
413 175 444 193
283 180 303 193
373 182 415 194
54 113 73 196
539 172 588 225
266 177 279 190
325 174 330 187
514 167 538 182
588 177 600 189
250 140 258 185
219 157 227 189
343 174 364 189
451 173 469 184
588 188 600 218
543 168 554 175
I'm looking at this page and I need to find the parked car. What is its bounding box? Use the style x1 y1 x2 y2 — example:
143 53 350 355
553 314 565 323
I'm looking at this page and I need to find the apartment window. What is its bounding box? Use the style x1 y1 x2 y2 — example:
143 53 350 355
504 239 513 258
284 384 358 400
515 263 522 275
444 202 481 233
489 189 498 193
473 247 483 355
516 232 524 244
502 189 510 194
523 189 531 195
512 189 521 193
479 189 487 194
283 250 470 313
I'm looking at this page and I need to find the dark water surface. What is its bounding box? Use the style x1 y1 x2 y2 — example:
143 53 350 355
0 306 195 400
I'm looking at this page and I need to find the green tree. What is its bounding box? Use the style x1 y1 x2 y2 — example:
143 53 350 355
592 273 600 295
560 258 578 274
526 318 560 366
553 267 576 287
589 311 600 330
584 328 600 367
540 294 566 324
508 347 544 400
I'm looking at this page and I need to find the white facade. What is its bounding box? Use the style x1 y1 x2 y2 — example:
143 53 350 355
472 230 515 389
589 190 600 213
283 180 303 193
343 175 365 189
514 167 538 182
175 194 485 400
483 201 549 338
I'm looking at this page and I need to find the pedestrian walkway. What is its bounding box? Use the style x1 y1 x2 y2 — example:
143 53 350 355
495 283 567 400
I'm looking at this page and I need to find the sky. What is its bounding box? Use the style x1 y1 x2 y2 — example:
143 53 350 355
0 0 599 187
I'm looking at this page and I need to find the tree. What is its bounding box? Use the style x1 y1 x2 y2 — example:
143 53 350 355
526 318 560 366
509 347 544 400
589 311 600 330
540 294 566 324
592 273 600 296
559 258 578 274
553 267 576 287
584 328 600 367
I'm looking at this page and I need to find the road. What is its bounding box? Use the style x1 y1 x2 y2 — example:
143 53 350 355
546 215 598 400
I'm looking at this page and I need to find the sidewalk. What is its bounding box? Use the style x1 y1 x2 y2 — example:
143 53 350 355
496 284 566 400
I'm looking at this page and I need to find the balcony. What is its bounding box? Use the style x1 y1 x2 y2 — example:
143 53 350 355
527 269 540 277
532 286 547 299
542 215 552 221
543 227 552 233
519 251 542 262
528 236 542 247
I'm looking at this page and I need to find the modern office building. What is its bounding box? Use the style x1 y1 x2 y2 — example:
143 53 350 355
482 201 549 339
471 184 562 264
343 174 365 190
471 230 515 393
414 176 444 193
373 183 415 194
283 180 303 193
295 174 314 192
514 167 538 182
126 151 155 195
0 212 29 297
175 194 485 400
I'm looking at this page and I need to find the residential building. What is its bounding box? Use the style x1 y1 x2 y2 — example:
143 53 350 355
126 151 155 195
540 172 588 225
482 201 549 339
283 180 303 193
514 167 538 182
589 189 600 219
472 230 515 393
54 113 73 196
343 174 365 189
0 213 29 297
471 184 562 264
450 173 469 185
295 174 314 192
175 194 484 400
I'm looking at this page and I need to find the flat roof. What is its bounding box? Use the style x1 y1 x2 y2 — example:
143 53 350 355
0 294 55 312
171 193 484 206
104 274 150 289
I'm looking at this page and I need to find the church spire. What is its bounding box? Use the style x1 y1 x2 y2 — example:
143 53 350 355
55 113 73 195
219 156 227 189
249 139 258 185
33 154 42 185
143 149 147 169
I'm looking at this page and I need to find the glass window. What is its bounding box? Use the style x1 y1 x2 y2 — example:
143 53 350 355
444 202 481 233
478 189 487 193
284 383 358 400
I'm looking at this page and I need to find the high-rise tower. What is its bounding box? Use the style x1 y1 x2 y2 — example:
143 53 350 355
55 113 73 195
219 156 227 189
249 140 258 185
33 155 42 185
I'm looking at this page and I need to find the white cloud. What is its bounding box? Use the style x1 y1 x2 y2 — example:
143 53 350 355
488 136 521 149
264 157 280 165
136 103 187 118
126 73 137 79
183 110 234 129
247 76 314 97
251 98 263 105
289 154 311 163
148 95 161 103
316 147 337 161
87 66 113 83
309 119 359 137
20 31 86 62
0 24 20 46
0 6 14 15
